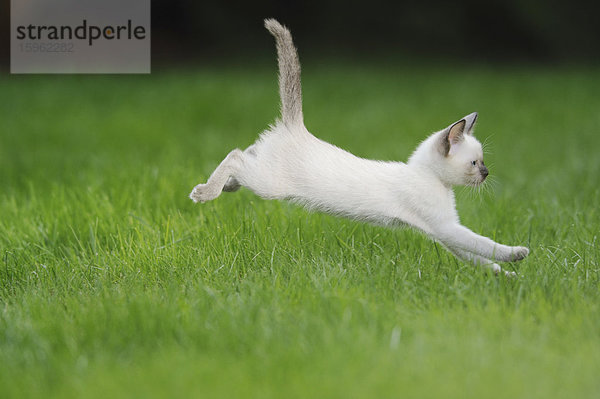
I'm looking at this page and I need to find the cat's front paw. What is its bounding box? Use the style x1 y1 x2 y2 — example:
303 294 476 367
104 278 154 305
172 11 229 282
510 246 529 262
490 263 517 278
490 263 502 274
504 270 518 278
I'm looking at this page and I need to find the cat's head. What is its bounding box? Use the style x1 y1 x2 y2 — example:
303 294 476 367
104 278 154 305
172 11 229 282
409 112 489 187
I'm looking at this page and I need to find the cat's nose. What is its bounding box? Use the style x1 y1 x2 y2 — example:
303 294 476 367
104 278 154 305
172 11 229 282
480 166 489 179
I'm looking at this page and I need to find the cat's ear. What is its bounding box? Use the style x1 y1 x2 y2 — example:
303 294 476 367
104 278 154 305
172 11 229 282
448 120 467 144
463 112 478 135
438 112 478 156
439 119 465 156
450 112 478 140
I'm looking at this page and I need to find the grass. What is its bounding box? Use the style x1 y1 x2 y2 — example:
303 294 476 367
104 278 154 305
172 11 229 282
1 62 599 398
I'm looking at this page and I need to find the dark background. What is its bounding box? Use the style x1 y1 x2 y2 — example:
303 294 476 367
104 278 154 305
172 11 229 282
1 0 599 66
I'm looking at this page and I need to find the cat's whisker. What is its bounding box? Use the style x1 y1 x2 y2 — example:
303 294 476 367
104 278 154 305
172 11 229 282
482 134 495 155
462 185 477 201
483 176 499 197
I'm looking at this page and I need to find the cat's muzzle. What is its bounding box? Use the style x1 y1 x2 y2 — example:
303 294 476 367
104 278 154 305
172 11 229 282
480 166 489 180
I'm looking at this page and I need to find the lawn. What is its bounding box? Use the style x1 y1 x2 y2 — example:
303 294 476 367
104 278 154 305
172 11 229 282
1 62 599 398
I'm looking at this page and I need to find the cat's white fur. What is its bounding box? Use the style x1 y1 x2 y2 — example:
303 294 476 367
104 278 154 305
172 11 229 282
190 19 529 276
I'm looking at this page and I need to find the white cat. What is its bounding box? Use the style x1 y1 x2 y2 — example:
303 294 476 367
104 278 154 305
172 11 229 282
190 19 529 276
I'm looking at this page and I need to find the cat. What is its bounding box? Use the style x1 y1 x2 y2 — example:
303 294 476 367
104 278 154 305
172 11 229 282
190 19 529 276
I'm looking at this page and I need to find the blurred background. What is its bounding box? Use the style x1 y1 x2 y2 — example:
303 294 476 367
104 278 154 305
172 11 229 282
1 0 599 67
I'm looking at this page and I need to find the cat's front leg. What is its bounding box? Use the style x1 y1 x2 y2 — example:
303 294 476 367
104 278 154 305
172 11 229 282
446 246 517 277
433 222 529 263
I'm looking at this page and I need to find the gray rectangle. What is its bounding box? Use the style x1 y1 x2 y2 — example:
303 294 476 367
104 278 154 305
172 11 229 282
11 0 150 74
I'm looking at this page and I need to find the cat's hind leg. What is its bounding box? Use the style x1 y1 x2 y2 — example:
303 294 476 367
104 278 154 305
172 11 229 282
223 177 241 192
190 149 244 203
222 144 259 192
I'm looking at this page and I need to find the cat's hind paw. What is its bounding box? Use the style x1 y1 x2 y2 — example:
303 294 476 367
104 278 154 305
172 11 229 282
189 184 218 203
189 184 204 203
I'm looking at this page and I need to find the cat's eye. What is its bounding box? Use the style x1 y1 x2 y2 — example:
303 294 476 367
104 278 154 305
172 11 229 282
471 160 477 166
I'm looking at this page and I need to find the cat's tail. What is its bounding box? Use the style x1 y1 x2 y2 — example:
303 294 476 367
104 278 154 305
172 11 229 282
264 19 303 127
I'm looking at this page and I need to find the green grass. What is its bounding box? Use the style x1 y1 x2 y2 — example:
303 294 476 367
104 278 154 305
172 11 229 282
1 63 599 398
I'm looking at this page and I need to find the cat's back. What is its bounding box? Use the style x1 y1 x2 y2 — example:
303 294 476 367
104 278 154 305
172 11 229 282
253 123 407 185
241 123 453 226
